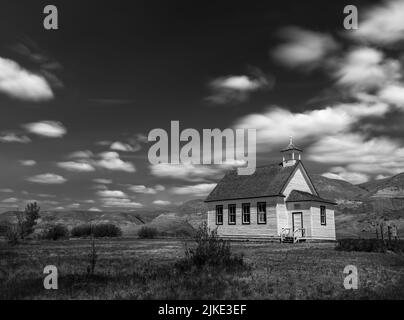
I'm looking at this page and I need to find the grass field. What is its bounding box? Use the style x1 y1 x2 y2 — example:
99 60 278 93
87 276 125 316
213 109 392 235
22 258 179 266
1 238 404 299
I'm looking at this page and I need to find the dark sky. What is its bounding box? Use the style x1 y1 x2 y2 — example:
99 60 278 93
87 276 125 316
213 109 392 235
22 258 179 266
0 0 403 211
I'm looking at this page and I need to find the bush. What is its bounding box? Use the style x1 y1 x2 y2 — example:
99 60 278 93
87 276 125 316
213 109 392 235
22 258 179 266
336 238 404 254
5 225 20 245
71 223 122 238
92 223 122 238
138 226 158 239
177 222 245 271
71 224 93 237
41 224 69 240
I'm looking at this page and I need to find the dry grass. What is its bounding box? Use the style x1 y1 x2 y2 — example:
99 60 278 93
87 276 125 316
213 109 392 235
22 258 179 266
1 239 404 299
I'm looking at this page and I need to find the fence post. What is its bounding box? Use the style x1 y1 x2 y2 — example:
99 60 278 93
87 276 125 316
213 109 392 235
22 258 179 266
388 226 392 242
380 224 384 241
375 227 378 239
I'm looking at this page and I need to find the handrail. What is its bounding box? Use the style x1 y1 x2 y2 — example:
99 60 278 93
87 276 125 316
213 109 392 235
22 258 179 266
293 228 305 243
280 228 291 242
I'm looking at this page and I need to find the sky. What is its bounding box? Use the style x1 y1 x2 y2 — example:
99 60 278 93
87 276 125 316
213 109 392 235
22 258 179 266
1 0 404 212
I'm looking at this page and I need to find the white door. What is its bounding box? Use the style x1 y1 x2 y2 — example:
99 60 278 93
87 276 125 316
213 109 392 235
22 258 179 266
292 212 303 238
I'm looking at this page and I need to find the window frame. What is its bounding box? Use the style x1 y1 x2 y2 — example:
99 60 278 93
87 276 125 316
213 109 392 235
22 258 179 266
320 206 327 225
228 204 236 225
242 203 251 225
216 205 223 225
257 201 267 224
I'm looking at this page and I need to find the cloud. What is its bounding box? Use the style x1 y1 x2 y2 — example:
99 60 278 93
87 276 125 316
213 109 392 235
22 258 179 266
0 132 31 143
57 161 96 172
206 71 272 105
351 0 404 45
100 197 143 209
26 173 67 184
23 120 66 138
67 203 80 209
96 152 135 172
234 101 390 151
272 27 338 69
128 185 156 194
68 150 94 159
153 200 171 206
110 141 141 152
322 167 369 184
2 197 18 203
93 178 112 184
96 189 127 198
150 163 220 182
378 84 404 107
170 183 217 196
88 207 101 212
19 160 36 166
308 133 404 177
333 47 400 93
0 57 53 101
0 188 13 193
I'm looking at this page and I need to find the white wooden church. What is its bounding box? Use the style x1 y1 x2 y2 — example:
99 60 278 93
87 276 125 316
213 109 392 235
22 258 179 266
205 139 337 242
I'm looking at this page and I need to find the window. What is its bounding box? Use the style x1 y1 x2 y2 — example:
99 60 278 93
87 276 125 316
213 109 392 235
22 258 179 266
216 205 223 225
242 203 250 224
320 206 326 225
228 204 236 225
257 202 267 224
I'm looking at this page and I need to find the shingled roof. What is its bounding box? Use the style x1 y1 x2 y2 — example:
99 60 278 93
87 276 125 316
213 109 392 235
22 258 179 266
286 190 336 205
205 162 298 202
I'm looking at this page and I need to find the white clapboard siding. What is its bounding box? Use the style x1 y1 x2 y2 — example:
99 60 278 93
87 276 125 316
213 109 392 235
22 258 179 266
282 167 313 198
310 204 336 240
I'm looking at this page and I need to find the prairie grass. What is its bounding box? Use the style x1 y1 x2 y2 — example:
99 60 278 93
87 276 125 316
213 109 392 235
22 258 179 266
1 239 403 299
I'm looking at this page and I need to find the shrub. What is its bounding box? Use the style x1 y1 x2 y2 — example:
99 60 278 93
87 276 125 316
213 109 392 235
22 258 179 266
138 226 158 239
16 202 41 239
5 225 19 245
177 222 245 271
336 238 404 254
41 224 69 240
70 223 122 238
71 224 92 237
92 223 122 238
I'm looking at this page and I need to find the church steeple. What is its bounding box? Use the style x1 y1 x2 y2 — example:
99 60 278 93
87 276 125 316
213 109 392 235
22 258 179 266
281 136 302 167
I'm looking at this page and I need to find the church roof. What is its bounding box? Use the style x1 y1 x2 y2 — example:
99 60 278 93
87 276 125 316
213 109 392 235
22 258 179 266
205 162 299 202
286 190 336 205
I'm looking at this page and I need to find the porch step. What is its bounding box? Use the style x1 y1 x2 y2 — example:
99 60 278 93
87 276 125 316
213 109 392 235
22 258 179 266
282 236 294 243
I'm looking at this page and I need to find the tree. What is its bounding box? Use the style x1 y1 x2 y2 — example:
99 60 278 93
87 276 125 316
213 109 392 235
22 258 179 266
17 202 41 239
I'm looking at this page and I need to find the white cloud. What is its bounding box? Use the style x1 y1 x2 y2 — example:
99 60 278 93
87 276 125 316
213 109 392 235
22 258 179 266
153 200 171 206
150 163 220 182
67 203 80 209
0 132 31 143
26 173 67 184
322 167 369 185
234 101 390 151
378 84 404 107
0 57 53 101
272 27 338 69
93 178 112 184
2 197 18 203
19 160 36 166
88 207 101 212
308 133 404 176
206 73 271 105
170 183 217 196
334 47 400 92
376 174 391 180
127 184 166 194
97 189 127 198
57 161 95 172
110 141 140 152
23 120 66 138
68 150 94 159
0 188 13 193
100 197 143 209
351 0 404 45
96 152 135 172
